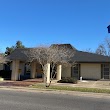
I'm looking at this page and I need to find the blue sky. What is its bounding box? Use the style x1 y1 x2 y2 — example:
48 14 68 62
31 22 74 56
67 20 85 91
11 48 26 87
0 0 110 52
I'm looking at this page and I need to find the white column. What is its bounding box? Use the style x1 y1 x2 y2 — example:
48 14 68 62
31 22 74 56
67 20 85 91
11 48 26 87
11 60 20 81
46 63 50 84
56 65 62 80
31 62 36 78
20 62 25 75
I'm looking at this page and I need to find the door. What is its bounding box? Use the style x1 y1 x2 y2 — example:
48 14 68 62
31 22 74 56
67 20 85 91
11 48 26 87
102 64 110 79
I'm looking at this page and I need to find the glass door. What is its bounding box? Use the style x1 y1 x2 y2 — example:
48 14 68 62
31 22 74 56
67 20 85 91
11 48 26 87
102 64 110 79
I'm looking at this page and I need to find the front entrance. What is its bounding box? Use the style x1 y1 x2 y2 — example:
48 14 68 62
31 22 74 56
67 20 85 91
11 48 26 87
101 64 110 79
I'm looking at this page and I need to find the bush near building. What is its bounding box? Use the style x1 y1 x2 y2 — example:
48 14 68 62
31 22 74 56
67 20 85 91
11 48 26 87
57 77 77 84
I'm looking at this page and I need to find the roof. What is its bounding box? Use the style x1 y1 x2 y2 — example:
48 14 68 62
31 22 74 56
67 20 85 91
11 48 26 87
8 44 110 63
50 44 77 50
72 51 110 63
7 48 38 61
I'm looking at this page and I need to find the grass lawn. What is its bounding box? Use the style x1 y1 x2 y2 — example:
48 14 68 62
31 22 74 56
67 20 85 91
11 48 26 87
31 83 110 94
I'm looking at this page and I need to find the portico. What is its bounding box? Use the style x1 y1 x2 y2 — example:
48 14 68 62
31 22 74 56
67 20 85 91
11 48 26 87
11 59 62 83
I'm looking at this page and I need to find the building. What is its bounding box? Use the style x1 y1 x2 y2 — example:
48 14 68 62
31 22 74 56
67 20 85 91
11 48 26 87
8 44 110 83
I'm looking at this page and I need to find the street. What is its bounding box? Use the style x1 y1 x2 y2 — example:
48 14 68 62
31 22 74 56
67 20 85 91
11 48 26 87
0 89 110 110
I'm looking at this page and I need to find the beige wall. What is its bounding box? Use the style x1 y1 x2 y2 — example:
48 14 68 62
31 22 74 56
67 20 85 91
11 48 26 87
80 63 101 80
36 63 42 73
62 66 71 77
10 63 12 70
0 64 3 70
19 62 25 75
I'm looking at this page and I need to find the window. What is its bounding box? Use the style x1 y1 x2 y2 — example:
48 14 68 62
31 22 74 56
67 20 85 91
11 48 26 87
101 64 110 79
71 64 80 79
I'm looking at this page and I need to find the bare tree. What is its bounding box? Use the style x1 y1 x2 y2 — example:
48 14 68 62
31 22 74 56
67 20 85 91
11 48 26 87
95 37 110 56
23 45 75 87
83 48 94 53
105 37 110 56
95 44 107 56
47 45 75 86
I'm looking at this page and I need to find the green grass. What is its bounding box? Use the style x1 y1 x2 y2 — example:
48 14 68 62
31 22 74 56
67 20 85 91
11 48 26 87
31 84 110 94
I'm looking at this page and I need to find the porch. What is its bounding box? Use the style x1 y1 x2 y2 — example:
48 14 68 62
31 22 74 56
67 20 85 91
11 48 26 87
11 60 62 83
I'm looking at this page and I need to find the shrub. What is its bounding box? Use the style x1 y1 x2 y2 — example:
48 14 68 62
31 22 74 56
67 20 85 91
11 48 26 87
57 77 77 84
0 70 11 80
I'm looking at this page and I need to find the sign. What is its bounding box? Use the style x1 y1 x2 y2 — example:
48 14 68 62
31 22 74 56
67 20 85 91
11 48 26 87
107 25 110 33
18 69 21 74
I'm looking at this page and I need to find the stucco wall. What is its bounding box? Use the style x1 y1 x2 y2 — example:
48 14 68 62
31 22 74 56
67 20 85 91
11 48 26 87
0 64 3 70
80 63 101 80
61 66 71 77
10 63 12 70
19 62 25 75
36 63 42 73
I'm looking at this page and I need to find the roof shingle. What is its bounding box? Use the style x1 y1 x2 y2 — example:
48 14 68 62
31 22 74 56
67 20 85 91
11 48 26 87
8 44 110 63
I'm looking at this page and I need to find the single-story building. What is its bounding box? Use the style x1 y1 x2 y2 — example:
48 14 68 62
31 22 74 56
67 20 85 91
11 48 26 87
7 44 110 82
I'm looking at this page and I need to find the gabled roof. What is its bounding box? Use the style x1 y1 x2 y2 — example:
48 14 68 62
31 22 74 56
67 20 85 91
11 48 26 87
8 44 110 63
